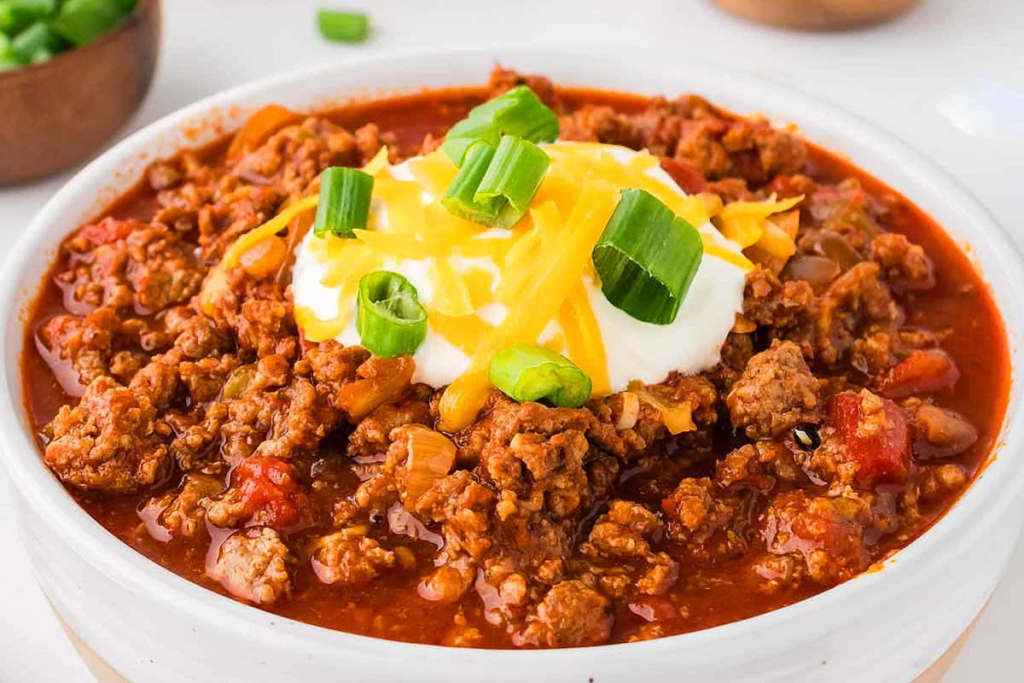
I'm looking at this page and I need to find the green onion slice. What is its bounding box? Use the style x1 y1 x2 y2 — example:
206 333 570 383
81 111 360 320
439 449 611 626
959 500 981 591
441 136 548 229
317 9 369 43
356 271 428 358
488 344 592 408
442 86 559 167
592 189 704 325
52 0 126 46
313 166 374 238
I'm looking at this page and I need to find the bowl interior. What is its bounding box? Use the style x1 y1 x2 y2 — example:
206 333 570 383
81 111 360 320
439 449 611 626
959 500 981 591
1 47 1022 668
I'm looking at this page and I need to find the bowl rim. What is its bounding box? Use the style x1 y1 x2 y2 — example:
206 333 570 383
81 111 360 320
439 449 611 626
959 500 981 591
0 0 157 85
2 45 1023 667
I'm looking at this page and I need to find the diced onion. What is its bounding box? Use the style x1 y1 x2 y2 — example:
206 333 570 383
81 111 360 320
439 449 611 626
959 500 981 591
400 426 457 505
616 391 640 430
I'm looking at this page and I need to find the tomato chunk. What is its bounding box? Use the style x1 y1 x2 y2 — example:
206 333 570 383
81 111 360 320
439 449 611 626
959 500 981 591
232 455 306 530
827 390 911 489
876 349 959 399
660 157 709 194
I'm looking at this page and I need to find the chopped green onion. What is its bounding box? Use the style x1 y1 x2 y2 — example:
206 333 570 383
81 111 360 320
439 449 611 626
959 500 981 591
356 271 428 358
442 86 559 167
488 344 592 408
317 9 369 43
10 20 57 62
441 142 498 225
313 166 374 238
0 0 56 35
442 135 548 229
52 0 124 46
592 189 703 325
476 135 550 217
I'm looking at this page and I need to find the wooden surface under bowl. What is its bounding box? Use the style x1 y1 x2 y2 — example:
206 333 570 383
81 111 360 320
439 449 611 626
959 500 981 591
0 0 160 185
712 0 921 30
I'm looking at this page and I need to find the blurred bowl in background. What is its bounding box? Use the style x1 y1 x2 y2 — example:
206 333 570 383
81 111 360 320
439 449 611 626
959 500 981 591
713 0 921 30
0 0 160 185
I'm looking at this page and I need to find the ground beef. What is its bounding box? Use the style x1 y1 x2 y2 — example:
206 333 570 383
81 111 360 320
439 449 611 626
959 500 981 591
726 340 821 439
869 233 934 290
743 268 813 329
347 386 432 459
413 469 495 561
142 473 222 539
661 477 737 547
44 376 172 492
813 262 898 367
208 527 294 605
513 580 612 648
60 219 204 314
579 500 679 597
758 491 871 586
37 308 125 391
561 97 805 187
311 530 396 586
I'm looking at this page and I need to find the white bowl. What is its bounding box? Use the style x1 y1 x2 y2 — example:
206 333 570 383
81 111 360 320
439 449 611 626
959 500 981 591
1 48 1022 683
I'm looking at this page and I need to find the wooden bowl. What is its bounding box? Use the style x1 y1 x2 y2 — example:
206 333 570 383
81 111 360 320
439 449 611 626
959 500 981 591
0 0 160 185
712 0 921 30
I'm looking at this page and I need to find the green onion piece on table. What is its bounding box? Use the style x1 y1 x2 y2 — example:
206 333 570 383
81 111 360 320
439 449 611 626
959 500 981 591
52 0 125 46
317 9 369 43
356 271 428 358
488 344 592 408
592 188 704 325
313 166 374 238
442 135 548 229
442 85 559 167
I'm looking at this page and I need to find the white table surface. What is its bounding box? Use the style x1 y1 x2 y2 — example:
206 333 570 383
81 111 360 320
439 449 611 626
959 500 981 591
1 0 1021 680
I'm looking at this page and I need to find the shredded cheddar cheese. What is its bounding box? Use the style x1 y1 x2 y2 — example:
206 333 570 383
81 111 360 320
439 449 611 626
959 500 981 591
714 194 803 250
230 142 763 430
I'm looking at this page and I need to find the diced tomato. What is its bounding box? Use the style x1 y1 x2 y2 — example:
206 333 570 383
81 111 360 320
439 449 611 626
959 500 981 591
232 455 306 530
876 349 960 399
827 391 911 489
659 157 708 194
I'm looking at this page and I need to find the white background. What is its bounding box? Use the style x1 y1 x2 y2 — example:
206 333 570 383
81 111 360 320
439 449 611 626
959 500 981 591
1 0 1022 680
